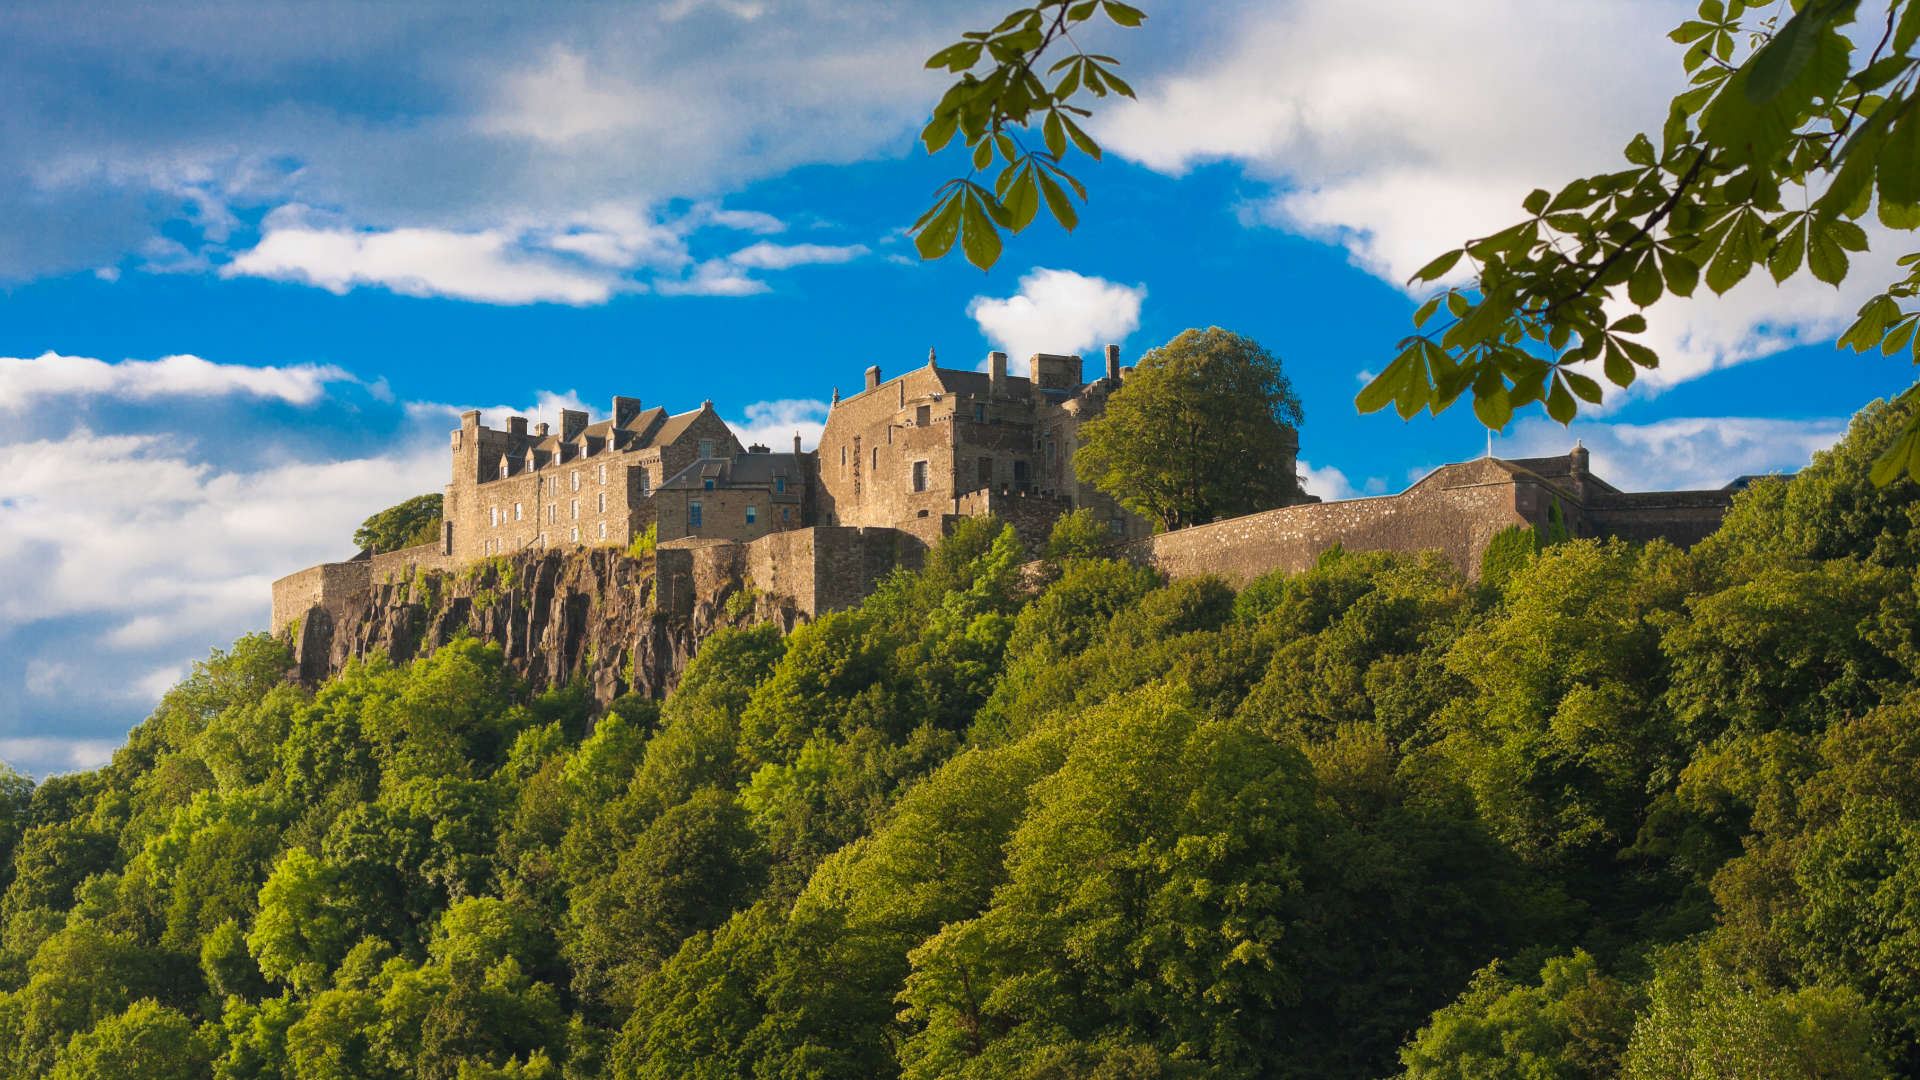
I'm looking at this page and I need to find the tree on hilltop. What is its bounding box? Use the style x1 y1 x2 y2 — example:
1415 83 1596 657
355 493 443 553
912 0 1920 484
1074 326 1303 531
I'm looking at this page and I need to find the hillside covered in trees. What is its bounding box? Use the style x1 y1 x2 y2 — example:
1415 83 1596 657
3 394 1920 1079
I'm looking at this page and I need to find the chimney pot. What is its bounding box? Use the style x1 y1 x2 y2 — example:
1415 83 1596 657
534 422 549 437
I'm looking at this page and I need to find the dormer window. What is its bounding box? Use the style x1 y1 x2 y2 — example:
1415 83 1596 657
775 476 786 494
499 460 509 479
703 478 715 491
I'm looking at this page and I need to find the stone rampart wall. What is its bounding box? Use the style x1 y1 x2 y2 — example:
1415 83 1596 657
1123 475 1529 584
270 560 371 634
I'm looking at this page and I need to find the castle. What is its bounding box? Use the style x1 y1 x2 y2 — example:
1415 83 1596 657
272 345 1734 635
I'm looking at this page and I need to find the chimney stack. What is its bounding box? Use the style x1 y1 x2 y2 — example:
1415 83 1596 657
534 422 550 437
612 395 641 427
560 408 588 442
865 365 882 391
989 351 1008 397
507 415 528 438
1105 344 1122 385
793 431 802 456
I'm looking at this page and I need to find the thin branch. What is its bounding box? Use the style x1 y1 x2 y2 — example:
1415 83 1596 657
1542 148 1712 321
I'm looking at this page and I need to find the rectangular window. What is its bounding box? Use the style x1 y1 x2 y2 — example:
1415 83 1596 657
699 438 715 459
571 499 579 519
746 506 757 525
781 507 790 522
871 447 878 470
598 463 606 483
974 403 985 422
597 493 606 512
775 476 786 494
548 505 556 523
689 501 702 528
571 471 580 492
570 526 579 543
514 502 523 521
916 404 930 426
887 426 894 445
703 477 715 491
912 460 929 492
490 506 499 527
639 470 651 496
598 521 608 540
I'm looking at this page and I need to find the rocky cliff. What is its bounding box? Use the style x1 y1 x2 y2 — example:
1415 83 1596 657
286 547 798 703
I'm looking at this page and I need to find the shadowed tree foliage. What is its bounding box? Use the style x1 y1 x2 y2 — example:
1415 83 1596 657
354 493 444 553
1074 327 1304 531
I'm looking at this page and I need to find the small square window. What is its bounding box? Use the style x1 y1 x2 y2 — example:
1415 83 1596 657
704 478 714 491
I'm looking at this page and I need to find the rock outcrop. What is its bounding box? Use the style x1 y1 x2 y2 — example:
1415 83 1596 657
286 547 793 702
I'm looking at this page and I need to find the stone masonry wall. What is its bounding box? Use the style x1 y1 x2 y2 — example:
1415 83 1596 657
1123 471 1530 584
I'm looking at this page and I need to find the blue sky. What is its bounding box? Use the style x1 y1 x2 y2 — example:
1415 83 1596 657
0 0 1912 773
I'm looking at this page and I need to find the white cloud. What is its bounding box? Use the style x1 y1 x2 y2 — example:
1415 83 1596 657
1097 0 1892 395
477 47 656 145
0 738 120 776
225 219 625 305
1297 459 1361 501
657 259 772 297
725 241 869 270
0 351 352 411
1505 415 1847 491
729 398 829 451
967 268 1146 375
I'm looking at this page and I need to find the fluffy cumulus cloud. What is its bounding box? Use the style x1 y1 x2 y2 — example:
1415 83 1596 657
1096 0 1897 393
0 351 352 410
729 399 830 452
968 268 1146 375
1504 415 1848 491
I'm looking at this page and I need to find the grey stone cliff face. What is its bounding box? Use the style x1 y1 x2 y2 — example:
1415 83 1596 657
288 547 786 702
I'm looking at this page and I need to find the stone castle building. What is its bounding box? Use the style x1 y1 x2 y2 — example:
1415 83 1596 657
273 344 1737 637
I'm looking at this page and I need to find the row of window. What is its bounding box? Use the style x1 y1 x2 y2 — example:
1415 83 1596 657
482 521 613 555
490 493 613 528
683 503 789 529
497 461 659 497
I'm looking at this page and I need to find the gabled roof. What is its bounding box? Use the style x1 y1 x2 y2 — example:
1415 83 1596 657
659 452 805 498
652 405 711 447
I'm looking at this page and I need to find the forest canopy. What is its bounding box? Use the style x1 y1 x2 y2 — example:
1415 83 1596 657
2 388 1918 1078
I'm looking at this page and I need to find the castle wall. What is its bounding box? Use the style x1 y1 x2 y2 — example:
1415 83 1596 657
1123 468 1530 584
270 560 371 634
950 489 1074 553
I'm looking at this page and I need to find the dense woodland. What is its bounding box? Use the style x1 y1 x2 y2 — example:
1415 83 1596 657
3 392 1920 1078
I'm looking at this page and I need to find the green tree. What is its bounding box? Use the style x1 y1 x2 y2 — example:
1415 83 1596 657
48 1000 212 1080
1074 327 1304 531
354 493 443 553
1399 952 1637 1080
